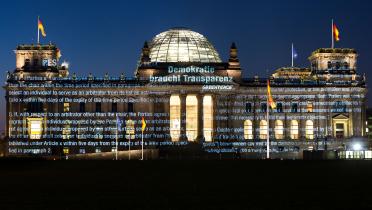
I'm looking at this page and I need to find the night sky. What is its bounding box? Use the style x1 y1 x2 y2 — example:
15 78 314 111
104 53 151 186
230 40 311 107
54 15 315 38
0 0 371 131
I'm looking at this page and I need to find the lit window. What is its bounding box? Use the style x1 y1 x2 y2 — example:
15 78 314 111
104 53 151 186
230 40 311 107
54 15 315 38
244 120 253 140
203 95 213 142
28 118 43 139
63 103 70 112
186 95 198 141
170 95 181 141
62 122 71 140
275 120 284 139
126 119 135 140
306 120 314 140
63 148 69 155
290 120 299 140
307 102 313 112
259 120 267 139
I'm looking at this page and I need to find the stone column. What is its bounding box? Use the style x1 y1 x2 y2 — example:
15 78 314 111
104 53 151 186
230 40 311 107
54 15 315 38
197 94 204 143
180 94 187 141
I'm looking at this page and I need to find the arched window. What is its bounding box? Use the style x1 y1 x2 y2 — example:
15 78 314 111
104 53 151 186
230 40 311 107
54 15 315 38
306 120 314 140
290 120 299 140
244 120 253 140
170 95 181 141
275 120 284 139
259 120 267 139
186 95 198 141
203 95 213 142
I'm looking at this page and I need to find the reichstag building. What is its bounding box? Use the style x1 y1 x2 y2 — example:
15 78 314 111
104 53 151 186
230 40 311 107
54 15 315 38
4 28 367 158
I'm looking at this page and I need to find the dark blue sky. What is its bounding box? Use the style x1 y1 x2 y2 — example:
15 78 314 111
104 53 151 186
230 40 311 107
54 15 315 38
0 0 371 130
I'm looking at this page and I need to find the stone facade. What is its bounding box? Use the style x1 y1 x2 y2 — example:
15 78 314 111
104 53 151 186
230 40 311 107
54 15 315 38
4 29 367 158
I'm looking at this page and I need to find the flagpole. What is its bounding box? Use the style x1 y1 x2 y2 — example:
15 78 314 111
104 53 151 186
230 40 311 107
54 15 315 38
115 116 119 160
331 19 334 49
291 43 294 67
115 125 118 160
129 133 131 160
37 16 40 44
141 130 144 160
266 81 270 159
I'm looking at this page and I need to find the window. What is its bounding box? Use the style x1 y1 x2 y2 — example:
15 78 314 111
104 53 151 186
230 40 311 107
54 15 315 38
306 102 313 112
128 102 134 113
335 62 341 69
203 95 213 142
170 95 181 141
335 123 345 138
186 95 198 141
62 123 71 140
63 148 69 155
24 59 30 67
290 120 299 140
327 61 332 70
33 58 39 66
306 120 314 140
244 120 253 140
112 102 117 113
79 102 85 112
291 103 298 113
126 119 135 140
28 118 43 140
344 62 349 69
96 102 101 113
261 103 267 113
275 120 284 139
276 103 283 113
259 120 267 139
63 103 70 112
245 103 252 113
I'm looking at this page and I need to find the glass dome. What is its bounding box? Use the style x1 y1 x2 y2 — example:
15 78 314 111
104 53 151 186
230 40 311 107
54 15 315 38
148 28 222 63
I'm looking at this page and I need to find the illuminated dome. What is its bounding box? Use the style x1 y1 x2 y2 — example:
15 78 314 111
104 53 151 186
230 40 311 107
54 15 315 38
148 28 222 63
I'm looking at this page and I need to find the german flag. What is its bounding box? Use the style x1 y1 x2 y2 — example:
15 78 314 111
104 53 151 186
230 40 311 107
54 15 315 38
56 48 62 60
333 23 340 41
38 19 46 37
141 117 146 132
267 80 276 109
